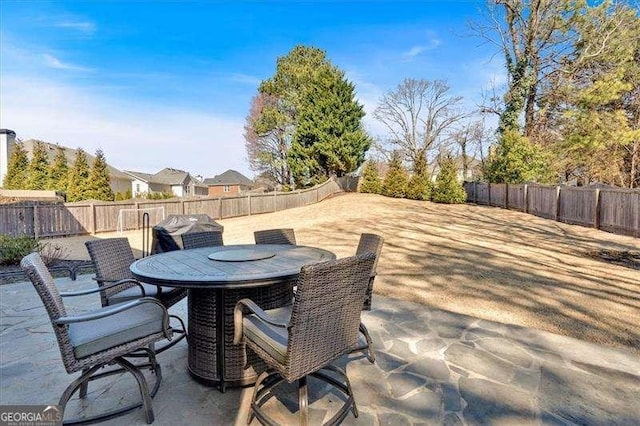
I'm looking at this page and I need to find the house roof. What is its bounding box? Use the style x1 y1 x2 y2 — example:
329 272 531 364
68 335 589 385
21 139 131 181
152 168 190 185
203 169 253 186
123 170 154 182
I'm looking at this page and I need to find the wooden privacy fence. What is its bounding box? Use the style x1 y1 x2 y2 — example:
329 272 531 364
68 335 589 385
1 177 350 238
463 182 640 238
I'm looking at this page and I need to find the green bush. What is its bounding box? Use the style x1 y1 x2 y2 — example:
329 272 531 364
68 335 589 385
382 152 408 198
405 153 431 201
359 162 382 194
0 235 40 266
432 155 467 204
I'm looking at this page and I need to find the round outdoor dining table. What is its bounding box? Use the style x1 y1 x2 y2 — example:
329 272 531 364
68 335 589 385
129 243 335 391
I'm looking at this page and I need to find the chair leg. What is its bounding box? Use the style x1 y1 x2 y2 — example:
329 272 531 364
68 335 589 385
115 357 155 424
360 322 375 363
59 365 102 411
298 376 309 426
79 368 90 398
248 371 270 425
57 354 162 425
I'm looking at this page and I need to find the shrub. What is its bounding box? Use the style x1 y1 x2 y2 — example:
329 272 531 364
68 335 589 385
405 153 431 201
432 155 467 204
0 236 69 266
359 162 382 194
382 152 408 198
0 235 40 266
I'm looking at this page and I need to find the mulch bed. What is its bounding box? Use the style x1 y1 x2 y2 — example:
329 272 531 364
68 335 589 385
0 260 94 284
586 249 640 270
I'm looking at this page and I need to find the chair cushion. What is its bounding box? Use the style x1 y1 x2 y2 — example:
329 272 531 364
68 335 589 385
109 284 179 305
69 302 166 359
243 306 292 365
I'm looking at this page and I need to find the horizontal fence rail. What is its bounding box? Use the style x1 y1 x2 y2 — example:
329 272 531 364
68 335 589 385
1 177 350 238
463 182 640 238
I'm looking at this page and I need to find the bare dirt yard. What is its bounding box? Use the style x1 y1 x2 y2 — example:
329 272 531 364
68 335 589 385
48 193 640 355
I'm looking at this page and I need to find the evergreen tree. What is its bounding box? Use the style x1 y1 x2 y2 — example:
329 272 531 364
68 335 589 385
359 161 382 194
253 45 371 188
26 141 50 190
382 151 408 198
2 142 29 189
432 155 467 204
125 188 132 199
484 129 553 184
48 145 69 191
66 148 91 202
87 149 114 201
289 66 371 185
405 152 432 200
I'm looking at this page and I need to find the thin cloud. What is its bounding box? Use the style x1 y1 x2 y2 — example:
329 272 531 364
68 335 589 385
229 73 262 86
401 38 440 62
54 20 97 35
41 53 92 72
402 46 427 60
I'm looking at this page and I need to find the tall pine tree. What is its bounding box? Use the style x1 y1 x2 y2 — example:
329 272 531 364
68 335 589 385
26 141 50 190
47 145 69 191
289 66 371 185
66 148 91 202
2 141 29 189
87 149 114 201
382 151 408 198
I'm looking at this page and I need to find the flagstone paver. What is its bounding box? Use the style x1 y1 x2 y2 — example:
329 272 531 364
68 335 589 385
1 274 639 425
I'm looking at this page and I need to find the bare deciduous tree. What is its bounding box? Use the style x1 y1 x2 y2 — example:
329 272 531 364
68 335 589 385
449 120 489 180
244 93 292 188
373 78 466 168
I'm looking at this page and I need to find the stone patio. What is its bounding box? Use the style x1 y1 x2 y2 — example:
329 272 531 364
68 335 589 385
1 274 639 425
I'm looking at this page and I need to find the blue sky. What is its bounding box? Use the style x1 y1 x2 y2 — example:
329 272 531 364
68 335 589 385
0 1 504 179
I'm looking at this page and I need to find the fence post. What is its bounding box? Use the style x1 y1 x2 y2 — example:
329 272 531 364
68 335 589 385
134 202 140 230
274 191 277 212
554 186 561 221
505 183 509 209
488 183 492 206
91 203 96 234
33 204 39 238
218 197 223 219
523 184 528 213
594 188 601 230
474 181 478 204
181 200 186 215
247 194 251 216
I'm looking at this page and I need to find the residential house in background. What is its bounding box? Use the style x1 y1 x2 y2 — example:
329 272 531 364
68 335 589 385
203 169 255 196
0 130 132 194
429 156 483 182
124 168 208 197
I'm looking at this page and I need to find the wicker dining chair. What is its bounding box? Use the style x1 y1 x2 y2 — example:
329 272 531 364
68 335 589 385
233 253 376 425
85 238 187 352
21 252 172 424
254 228 296 245
181 230 224 249
352 233 384 363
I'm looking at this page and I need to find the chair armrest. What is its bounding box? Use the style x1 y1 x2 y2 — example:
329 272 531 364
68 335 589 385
61 279 146 297
233 298 288 345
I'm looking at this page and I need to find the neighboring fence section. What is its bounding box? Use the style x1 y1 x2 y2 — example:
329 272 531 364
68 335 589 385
463 182 640 238
1 177 350 238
